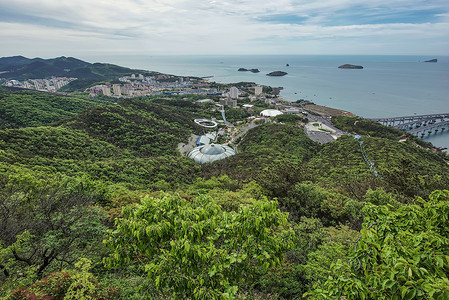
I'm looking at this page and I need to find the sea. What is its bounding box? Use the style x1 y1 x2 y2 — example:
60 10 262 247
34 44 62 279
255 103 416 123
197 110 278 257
80 54 449 149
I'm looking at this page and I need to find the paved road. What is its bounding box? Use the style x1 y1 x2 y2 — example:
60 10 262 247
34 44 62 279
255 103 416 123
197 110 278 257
232 121 258 142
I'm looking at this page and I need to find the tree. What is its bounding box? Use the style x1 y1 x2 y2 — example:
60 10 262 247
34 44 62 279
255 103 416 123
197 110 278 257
0 175 107 280
306 190 449 299
104 193 293 299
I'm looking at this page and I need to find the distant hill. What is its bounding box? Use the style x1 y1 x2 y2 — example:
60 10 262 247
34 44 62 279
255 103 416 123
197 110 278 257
0 56 155 91
66 63 146 79
0 56 44 69
4 61 67 79
0 56 91 79
47 56 91 70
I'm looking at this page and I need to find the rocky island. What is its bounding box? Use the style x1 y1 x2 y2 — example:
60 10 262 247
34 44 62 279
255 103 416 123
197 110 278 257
266 71 288 76
338 64 363 69
424 59 437 63
238 68 260 73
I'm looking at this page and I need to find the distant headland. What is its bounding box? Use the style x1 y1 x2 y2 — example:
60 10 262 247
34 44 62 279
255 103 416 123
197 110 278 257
424 59 437 63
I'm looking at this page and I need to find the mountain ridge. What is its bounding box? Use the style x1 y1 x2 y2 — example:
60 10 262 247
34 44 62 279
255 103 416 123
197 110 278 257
0 55 150 81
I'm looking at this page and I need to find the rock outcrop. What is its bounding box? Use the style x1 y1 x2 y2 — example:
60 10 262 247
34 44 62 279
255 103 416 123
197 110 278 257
424 59 437 63
266 71 287 76
338 64 363 69
238 68 260 73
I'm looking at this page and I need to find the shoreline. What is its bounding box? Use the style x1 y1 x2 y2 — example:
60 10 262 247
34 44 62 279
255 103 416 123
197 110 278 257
301 103 357 117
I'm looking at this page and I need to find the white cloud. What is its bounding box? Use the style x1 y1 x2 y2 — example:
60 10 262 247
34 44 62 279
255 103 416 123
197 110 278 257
0 0 448 55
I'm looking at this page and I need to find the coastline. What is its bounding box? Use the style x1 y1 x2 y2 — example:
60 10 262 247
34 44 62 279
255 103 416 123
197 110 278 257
302 103 357 117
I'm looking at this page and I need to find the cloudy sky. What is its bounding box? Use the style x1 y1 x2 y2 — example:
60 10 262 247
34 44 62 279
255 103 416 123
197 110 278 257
1 0 449 57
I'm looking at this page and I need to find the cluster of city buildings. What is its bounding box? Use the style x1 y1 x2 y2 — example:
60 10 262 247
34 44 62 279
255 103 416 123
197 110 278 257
89 74 223 98
1 72 280 110
2 77 77 92
88 74 273 106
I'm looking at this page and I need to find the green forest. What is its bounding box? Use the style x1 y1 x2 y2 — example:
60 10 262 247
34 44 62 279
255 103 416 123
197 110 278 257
0 87 448 299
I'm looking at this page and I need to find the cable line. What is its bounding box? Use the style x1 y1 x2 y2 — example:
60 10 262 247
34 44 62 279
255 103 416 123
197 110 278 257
354 135 381 178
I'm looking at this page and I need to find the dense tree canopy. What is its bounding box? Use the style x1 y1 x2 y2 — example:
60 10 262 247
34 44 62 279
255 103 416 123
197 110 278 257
0 88 448 299
105 193 293 299
306 190 449 299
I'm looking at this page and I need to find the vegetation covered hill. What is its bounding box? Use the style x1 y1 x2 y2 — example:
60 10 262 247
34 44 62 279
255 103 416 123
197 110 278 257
201 123 321 181
0 56 90 79
64 99 202 157
0 55 44 69
0 87 110 129
0 55 161 91
0 88 448 299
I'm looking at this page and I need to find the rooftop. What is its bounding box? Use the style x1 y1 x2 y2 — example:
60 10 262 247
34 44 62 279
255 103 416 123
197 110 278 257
188 144 236 164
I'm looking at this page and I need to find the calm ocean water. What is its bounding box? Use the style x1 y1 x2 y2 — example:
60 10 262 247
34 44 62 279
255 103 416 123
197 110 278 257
81 54 449 149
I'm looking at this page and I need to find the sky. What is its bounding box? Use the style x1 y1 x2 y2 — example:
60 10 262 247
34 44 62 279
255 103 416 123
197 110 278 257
1 0 449 57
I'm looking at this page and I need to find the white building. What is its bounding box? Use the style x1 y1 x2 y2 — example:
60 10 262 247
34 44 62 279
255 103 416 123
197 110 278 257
113 84 122 96
101 86 112 96
260 109 283 117
230 87 239 99
254 86 263 96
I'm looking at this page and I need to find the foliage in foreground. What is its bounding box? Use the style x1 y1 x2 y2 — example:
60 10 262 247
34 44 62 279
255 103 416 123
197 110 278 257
0 175 107 281
1 88 448 299
104 193 294 299
5 258 118 300
306 189 449 299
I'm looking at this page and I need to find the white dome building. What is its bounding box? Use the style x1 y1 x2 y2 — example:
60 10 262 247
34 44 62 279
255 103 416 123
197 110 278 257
188 144 236 164
260 109 283 117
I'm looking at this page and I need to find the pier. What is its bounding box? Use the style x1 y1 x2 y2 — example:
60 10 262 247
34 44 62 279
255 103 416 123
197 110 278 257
368 113 449 138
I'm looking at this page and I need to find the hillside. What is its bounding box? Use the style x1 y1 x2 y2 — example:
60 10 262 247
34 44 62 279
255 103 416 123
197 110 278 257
0 55 44 69
0 86 110 129
0 92 205 191
0 56 158 91
0 56 90 79
0 88 448 299
64 99 203 157
201 123 321 180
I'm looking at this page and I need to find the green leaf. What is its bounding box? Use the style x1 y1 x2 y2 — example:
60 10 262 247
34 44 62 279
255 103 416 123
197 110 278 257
401 286 409 299
384 280 396 289
435 256 443 268
404 289 416 300
155 276 160 288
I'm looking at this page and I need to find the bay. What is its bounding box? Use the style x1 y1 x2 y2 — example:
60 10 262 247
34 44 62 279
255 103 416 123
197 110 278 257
80 54 449 149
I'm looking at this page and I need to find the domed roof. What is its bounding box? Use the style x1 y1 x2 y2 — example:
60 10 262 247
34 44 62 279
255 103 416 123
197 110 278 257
201 144 226 155
260 109 283 117
188 144 236 164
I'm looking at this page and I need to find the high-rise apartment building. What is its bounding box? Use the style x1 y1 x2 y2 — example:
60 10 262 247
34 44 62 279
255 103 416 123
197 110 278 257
230 87 239 99
254 85 263 96
113 84 122 96
102 86 112 96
